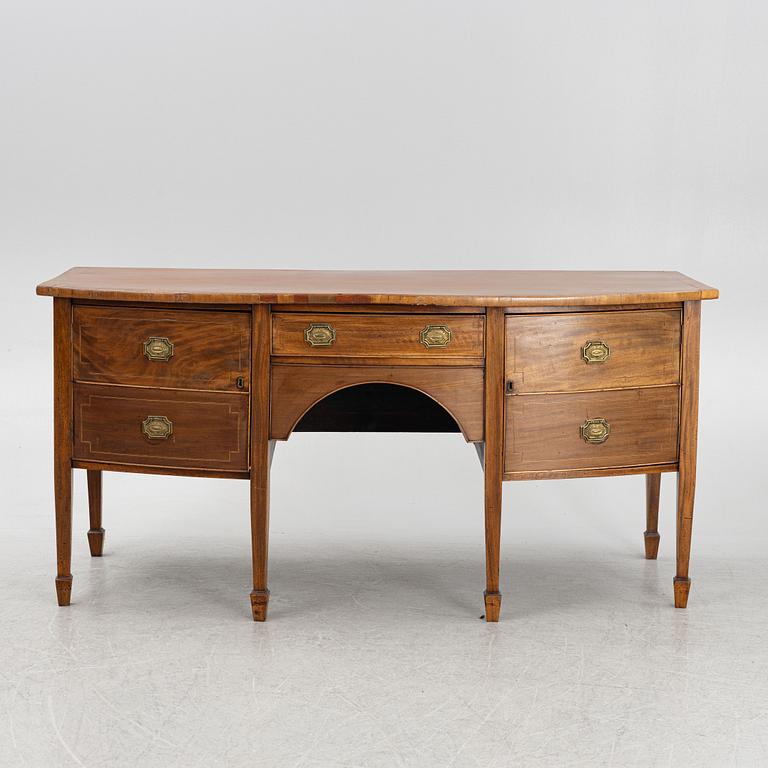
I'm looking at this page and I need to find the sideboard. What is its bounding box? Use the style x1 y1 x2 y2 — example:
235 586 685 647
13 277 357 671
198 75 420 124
36 269 718 621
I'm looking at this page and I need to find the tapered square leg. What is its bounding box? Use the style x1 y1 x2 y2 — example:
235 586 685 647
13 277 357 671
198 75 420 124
87 470 105 557
644 532 660 560
249 305 272 621
53 298 74 607
87 529 105 557
54 470 73 604
250 589 270 622
674 301 701 609
644 474 661 559
483 591 502 622
483 308 505 623
673 577 691 608
55 575 73 606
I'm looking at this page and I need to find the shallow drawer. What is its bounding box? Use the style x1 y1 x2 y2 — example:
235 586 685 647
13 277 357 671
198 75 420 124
271 313 484 360
504 386 679 474
505 309 680 394
73 383 249 471
73 306 251 391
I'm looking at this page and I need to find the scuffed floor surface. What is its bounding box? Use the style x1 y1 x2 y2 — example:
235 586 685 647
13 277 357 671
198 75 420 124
2 533 768 767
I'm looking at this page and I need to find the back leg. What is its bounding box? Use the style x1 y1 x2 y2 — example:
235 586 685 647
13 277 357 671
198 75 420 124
644 474 661 559
87 470 105 557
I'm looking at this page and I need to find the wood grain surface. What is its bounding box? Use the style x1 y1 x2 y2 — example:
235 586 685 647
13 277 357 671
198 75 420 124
482 308 505 622
270 364 484 441
505 309 681 393
53 298 74 606
272 312 484 359
71 460 250 480
644 474 661 559
250 305 272 621
675 301 701 608
73 383 249 471
37 268 718 306
73 305 251 391
504 386 680 473
86 470 104 557
504 463 677 481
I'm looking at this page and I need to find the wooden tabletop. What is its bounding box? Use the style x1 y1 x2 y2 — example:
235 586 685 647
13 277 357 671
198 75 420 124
37 268 718 306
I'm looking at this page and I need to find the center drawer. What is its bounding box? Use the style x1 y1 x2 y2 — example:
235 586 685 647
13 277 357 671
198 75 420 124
271 313 484 360
73 305 251 392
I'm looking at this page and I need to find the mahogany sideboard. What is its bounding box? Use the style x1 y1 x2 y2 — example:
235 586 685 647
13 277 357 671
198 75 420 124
37 268 718 621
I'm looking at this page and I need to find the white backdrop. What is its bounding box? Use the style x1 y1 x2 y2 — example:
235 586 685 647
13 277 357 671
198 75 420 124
4 4 768 765
1 1 766 584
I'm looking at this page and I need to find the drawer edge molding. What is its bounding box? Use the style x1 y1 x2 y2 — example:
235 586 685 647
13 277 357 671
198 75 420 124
503 463 679 481
72 459 250 480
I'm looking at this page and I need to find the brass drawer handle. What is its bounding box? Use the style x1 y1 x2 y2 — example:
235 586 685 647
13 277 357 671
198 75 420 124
581 418 610 444
304 323 336 347
144 336 174 362
582 340 610 363
420 325 452 348
142 415 173 440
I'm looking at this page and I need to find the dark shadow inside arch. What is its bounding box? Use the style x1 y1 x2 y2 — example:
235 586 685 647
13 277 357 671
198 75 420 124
293 383 461 434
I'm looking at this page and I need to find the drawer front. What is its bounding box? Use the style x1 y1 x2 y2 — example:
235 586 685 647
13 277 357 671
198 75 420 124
504 386 679 474
74 383 249 471
73 306 251 391
271 313 484 359
505 309 681 393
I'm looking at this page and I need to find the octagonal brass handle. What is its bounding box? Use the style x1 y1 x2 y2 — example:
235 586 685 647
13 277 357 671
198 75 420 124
142 415 173 440
420 325 452 348
581 418 610 444
304 323 336 347
144 336 174 362
582 340 610 364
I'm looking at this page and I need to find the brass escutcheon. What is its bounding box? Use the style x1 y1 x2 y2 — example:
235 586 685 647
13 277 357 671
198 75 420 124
581 418 610 444
144 336 174 361
141 415 173 440
304 323 336 347
582 340 610 364
420 325 452 348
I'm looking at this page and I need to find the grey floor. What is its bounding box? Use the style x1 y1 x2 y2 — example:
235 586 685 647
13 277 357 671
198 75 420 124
2 430 767 767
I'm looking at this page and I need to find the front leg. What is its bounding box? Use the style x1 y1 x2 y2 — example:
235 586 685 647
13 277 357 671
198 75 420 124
54 459 73 605
674 301 701 608
483 476 502 622
483 308 505 622
53 298 73 606
249 305 271 621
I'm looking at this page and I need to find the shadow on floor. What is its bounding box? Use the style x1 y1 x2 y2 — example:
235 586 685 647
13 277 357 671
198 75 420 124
77 543 669 622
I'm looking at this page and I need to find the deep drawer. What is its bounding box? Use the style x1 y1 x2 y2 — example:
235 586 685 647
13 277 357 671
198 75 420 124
505 309 681 394
73 383 249 471
73 306 251 391
271 313 484 360
504 386 679 474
